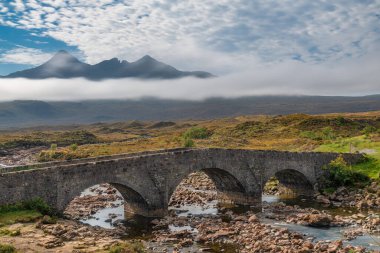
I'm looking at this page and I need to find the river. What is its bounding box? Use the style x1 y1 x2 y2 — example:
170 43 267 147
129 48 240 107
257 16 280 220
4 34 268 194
77 185 380 251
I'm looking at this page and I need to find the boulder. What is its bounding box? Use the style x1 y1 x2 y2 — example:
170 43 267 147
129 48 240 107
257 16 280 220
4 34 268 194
303 214 332 227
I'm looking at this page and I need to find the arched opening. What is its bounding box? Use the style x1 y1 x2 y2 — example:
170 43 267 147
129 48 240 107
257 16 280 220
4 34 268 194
169 171 218 215
169 168 247 216
64 183 125 228
263 169 314 202
64 183 151 229
202 168 247 205
274 169 314 196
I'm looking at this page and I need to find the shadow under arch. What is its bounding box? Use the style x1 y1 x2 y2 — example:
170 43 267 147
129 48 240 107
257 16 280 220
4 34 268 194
273 169 314 196
202 167 251 205
110 183 152 217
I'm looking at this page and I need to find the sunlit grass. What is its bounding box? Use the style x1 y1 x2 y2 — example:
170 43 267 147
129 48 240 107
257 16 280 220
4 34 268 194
315 135 380 179
0 210 42 225
0 111 378 171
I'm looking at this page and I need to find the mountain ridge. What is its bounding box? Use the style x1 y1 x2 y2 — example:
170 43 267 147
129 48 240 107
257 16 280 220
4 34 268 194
0 95 379 129
2 50 214 80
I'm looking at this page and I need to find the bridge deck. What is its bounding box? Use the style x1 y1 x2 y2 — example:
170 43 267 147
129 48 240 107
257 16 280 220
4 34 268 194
0 147 194 174
0 147 363 174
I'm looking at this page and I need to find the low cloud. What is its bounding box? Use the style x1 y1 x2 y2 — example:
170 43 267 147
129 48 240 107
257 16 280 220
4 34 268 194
0 53 379 101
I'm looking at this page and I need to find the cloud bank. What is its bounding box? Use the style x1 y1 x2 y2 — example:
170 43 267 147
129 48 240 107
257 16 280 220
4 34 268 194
0 54 379 101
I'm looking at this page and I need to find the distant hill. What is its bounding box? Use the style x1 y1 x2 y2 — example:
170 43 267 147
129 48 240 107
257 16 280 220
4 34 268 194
2 50 213 80
0 95 379 129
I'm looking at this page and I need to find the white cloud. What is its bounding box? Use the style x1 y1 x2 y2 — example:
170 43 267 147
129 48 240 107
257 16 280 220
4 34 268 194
0 3 9 12
10 0 25 12
0 48 54 65
0 51 379 100
1 0 379 74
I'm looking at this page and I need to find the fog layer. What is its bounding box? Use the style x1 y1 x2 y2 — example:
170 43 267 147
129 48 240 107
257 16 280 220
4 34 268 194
0 56 379 101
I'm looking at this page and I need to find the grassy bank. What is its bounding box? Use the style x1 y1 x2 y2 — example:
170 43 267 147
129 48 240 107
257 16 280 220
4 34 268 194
0 199 52 226
315 135 380 179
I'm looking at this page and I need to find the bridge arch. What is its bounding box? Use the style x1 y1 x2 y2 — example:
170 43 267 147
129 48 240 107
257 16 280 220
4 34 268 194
264 169 315 196
59 179 160 217
167 165 259 210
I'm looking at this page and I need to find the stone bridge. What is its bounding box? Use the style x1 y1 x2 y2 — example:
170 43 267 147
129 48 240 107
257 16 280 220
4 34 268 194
0 148 363 217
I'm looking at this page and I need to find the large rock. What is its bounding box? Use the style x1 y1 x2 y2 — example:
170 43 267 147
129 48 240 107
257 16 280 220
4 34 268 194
303 214 332 227
316 195 330 205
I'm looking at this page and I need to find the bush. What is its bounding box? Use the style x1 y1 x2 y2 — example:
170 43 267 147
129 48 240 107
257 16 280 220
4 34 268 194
183 127 211 139
300 131 321 141
183 137 195 148
22 198 51 215
322 155 369 189
0 198 52 216
0 244 16 253
300 127 336 141
50 143 57 151
361 125 377 136
38 149 85 162
321 127 335 140
109 241 145 253
70 144 78 151
58 130 98 145
0 228 20 236
335 116 347 126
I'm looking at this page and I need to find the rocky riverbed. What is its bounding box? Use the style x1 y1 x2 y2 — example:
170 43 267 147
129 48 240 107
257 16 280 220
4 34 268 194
0 147 43 167
1 172 380 252
315 182 380 210
64 184 124 221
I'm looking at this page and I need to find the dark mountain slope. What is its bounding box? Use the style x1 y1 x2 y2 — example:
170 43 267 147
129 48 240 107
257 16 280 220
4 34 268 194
3 51 213 80
0 95 379 129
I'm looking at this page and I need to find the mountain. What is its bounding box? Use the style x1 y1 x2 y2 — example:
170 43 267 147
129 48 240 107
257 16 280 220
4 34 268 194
0 95 379 129
6 50 92 79
2 50 213 80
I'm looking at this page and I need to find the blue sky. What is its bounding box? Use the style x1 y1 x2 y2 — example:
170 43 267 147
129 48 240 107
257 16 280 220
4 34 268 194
0 0 379 76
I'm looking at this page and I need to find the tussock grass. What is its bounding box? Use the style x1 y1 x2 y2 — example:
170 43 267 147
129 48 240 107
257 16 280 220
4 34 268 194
1 111 379 179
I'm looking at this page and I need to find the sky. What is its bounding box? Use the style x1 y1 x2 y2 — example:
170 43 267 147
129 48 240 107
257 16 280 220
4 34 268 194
0 0 379 99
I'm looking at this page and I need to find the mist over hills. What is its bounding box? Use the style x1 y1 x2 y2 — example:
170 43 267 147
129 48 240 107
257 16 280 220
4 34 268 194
2 50 213 80
0 95 379 129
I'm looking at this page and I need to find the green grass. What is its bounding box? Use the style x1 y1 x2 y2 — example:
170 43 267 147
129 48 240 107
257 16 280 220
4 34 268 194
315 135 380 153
0 198 52 226
0 244 16 253
352 157 380 180
0 210 42 225
315 135 380 179
0 228 21 237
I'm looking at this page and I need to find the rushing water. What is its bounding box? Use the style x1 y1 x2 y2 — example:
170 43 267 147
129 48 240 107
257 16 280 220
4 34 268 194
78 187 380 251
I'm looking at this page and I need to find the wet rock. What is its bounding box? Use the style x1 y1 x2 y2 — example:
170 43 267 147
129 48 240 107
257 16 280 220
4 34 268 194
248 214 259 223
316 195 331 205
343 228 364 240
302 214 332 227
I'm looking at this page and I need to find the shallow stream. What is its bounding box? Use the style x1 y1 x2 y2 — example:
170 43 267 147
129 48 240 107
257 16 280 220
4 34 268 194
78 186 380 251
